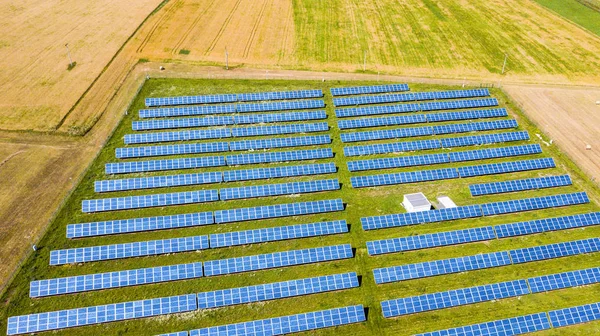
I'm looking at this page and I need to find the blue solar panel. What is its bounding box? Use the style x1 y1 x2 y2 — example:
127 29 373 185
470 175 572 196
381 280 529 318
433 119 518 135
366 226 496 255
361 205 483 230
146 94 237 107
373 252 511 284
340 126 434 143
30 262 203 297
330 83 409 96
66 212 214 238
197 272 358 308
220 179 339 200
106 156 226 174
548 302 600 328
203 244 352 276
209 220 347 248
229 135 331 151
231 122 328 137
82 189 219 213
116 142 229 159
223 162 336 182
333 89 490 107
237 99 325 113
232 110 327 124
528 267 600 293
50 236 209 265
480 192 589 216
236 89 324 102
6 294 197 335
140 105 237 118
95 172 222 192
158 332 188 336
335 98 499 118
226 148 333 166
351 168 459 188
494 212 600 239
441 131 530 148
188 305 366 336
509 238 600 264
214 199 344 224
132 116 234 131
347 153 449 172
344 139 441 157
449 144 542 163
425 108 508 122
457 158 555 178
124 129 231 144
337 114 427 130
415 313 551 336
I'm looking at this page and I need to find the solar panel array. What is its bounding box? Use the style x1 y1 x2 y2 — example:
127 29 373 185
494 212 600 239
528 267 600 294
226 148 333 166
340 126 434 143
330 84 409 96
237 89 324 102
229 135 331 151
6 294 197 335
197 272 358 309
470 175 572 196
237 99 325 113
95 172 222 192
351 168 459 188
548 302 600 328
145 89 323 107
361 205 482 230
509 238 600 264
348 153 449 172
344 139 441 157
433 119 518 135
187 305 366 336
415 313 552 336
209 220 347 248
335 98 498 118
106 156 226 174
449 144 542 163
140 105 237 118
82 189 219 213
220 179 340 200
426 107 508 122
214 199 344 223
116 142 229 159
457 158 556 178
441 131 530 148
381 280 529 318
124 129 232 145
338 114 427 129
231 122 329 137
223 163 336 182
203 244 352 276
50 236 209 265
30 262 203 298
333 89 490 107
480 192 589 216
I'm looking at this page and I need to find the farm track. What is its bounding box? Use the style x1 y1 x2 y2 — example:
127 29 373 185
170 0 218 55
204 0 243 55
242 0 269 59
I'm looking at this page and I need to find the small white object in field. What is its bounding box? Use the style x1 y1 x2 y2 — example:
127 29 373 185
543 141 550 146
586 144 592 150
596 100 600 105
159 66 165 70
535 133 542 139
550 139 553 144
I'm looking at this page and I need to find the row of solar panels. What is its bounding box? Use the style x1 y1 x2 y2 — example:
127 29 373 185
351 157 555 188
107 148 333 174
330 83 409 96
142 99 325 117
362 192 588 230
333 88 490 107
84 179 340 212
124 122 330 144
144 90 323 107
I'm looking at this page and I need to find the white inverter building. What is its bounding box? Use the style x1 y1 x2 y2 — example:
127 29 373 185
402 192 432 212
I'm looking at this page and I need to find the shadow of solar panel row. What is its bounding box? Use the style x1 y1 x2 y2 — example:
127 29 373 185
367 226 496 255
220 179 339 200
82 189 219 213
549 301 600 328
510 237 600 264
335 98 498 118
333 89 490 107
529 267 600 294
203 244 352 276
344 139 441 157
229 135 331 151
440 131 530 148
347 153 449 172
124 129 232 145
226 148 333 165
449 144 542 163
331 83 409 96
50 235 209 265
30 262 203 298
426 107 508 122
184 305 366 336
481 192 589 216
95 172 222 192
231 122 329 137
223 162 336 182
197 272 358 309
214 199 344 224
495 212 600 239
209 220 347 248
470 175 572 196
237 99 325 113
433 119 517 135
116 142 229 158
457 158 555 178
140 105 237 118
6 294 197 335
361 204 482 230
381 279 529 318
415 312 551 336
106 156 226 174
145 90 323 107
351 167 459 188
374 252 511 284
66 212 214 238
338 114 427 129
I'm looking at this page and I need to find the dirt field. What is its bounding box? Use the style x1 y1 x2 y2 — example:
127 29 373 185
504 85 600 182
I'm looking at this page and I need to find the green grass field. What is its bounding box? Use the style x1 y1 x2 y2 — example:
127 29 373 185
2 79 600 335
533 0 600 37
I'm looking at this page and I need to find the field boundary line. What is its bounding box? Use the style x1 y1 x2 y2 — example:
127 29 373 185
530 0 600 42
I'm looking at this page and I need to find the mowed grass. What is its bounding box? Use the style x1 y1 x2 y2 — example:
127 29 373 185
291 0 600 77
2 79 600 335
533 0 600 37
